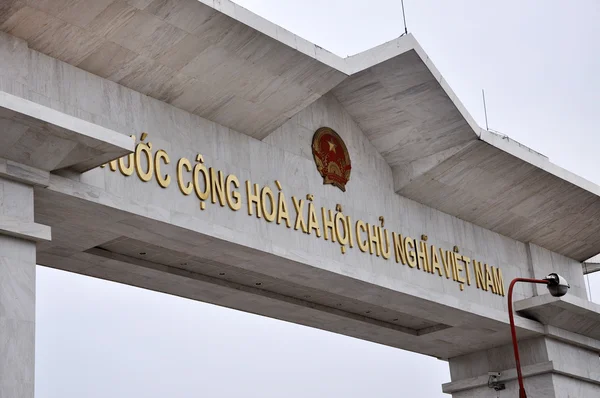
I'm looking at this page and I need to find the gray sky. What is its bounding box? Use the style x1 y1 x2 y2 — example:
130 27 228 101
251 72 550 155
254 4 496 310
36 1 600 397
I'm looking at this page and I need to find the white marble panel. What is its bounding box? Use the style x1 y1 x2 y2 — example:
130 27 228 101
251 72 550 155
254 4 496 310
552 374 600 397
0 248 35 322
0 31 28 86
0 178 37 398
452 374 556 398
0 22 596 374
529 243 587 299
0 179 33 222
0 316 35 398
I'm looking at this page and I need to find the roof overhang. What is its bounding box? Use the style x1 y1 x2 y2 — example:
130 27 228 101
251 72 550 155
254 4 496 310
515 294 600 341
0 0 347 139
1 0 599 260
332 37 600 262
0 91 133 172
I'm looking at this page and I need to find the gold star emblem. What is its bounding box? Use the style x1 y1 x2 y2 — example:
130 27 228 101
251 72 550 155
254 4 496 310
328 140 337 152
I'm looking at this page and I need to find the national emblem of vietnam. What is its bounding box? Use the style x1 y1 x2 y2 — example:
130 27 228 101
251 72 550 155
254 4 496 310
312 127 351 192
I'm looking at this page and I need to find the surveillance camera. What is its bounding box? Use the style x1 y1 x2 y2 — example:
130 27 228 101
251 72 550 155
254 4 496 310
544 273 570 297
487 372 505 391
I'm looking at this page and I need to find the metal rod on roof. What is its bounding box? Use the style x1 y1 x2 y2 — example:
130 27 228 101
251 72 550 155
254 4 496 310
401 0 408 35
482 89 489 131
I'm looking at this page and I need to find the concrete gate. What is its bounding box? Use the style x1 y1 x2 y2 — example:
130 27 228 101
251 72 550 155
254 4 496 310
0 1 599 396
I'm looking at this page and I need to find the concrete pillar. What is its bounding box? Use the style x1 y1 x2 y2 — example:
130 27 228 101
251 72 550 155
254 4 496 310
0 175 51 397
443 336 600 397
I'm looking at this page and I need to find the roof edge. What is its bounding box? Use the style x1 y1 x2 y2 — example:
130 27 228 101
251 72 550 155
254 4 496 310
480 129 600 198
344 34 418 74
197 0 348 72
200 0 600 201
198 0 484 139
198 0 421 76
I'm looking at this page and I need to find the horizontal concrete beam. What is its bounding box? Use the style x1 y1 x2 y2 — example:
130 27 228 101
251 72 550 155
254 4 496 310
442 361 554 394
515 294 600 340
442 360 600 394
0 91 134 172
0 158 49 187
544 325 600 353
84 247 449 337
0 216 51 242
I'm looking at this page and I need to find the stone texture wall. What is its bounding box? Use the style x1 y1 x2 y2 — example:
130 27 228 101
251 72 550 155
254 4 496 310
0 179 37 398
528 243 587 299
447 337 600 397
0 30 587 314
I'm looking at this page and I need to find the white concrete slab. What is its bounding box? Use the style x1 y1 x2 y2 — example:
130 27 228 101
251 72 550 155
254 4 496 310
0 3 598 396
515 294 600 340
0 91 133 171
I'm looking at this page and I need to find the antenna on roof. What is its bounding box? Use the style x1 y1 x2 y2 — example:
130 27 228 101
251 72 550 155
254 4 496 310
401 0 408 35
482 89 489 131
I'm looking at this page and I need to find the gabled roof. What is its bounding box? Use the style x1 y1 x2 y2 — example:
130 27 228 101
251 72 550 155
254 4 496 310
1 0 599 260
0 0 348 138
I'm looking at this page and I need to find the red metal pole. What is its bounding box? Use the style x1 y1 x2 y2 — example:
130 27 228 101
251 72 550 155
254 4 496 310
508 278 549 398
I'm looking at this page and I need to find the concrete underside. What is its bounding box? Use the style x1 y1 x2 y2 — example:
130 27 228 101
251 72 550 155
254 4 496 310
35 181 543 360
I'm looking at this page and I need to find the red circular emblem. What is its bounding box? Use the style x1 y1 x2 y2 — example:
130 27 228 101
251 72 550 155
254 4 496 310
312 127 351 192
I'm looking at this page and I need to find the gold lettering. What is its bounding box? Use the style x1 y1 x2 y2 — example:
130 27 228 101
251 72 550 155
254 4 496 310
210 168 226 206
292 196 308 233
485 264 496 294
246 180 262 218
356 220 369 252
134 139 153 182
462 256 471 286
154 149 170 188
346 216 354 248
474 260 486 290
417 240 431 272
456 257 466 284
439 249 452 279
367 223 381 256
261 186 276 222
379 228 391 260
405 237 417 268
107 159 118 171
393 233 408 265
107 147 510 290
307 203 321 237
225 174 241 211
276 191 291 228
176 158 193 195
451 252 459 281
430 245 443 276
322 208 336 242
493 267 505 296
334 212 349 247
192 155 210 200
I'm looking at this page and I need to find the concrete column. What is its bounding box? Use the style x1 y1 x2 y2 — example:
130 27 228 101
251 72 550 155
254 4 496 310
443 336 600 397
0 176 51 397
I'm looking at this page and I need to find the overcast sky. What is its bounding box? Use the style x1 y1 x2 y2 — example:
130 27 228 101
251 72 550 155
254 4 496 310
36 1 600 397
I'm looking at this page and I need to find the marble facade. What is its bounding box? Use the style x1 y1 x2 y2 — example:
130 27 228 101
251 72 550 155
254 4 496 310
0 1 599 396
